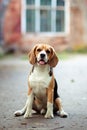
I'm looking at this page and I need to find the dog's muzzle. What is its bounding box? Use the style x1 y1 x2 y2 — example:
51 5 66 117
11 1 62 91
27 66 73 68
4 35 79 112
37 52 48 65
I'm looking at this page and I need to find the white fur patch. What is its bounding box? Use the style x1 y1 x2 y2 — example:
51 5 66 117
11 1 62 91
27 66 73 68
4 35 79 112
29 64 52 103
45 102 54 118
37 50 48 63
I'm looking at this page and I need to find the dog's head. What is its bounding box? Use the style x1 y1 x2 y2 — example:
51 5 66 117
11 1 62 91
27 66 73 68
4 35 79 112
29 44 58 67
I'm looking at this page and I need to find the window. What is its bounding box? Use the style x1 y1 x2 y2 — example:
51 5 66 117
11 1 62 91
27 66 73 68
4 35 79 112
21 0 70 35
26 10 35 32
41 0 51 6
56 10 64 32
26 0 35 5
40 10 51 32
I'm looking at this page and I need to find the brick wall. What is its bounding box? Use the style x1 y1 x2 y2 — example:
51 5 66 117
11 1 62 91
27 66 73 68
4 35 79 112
3 0 87 52
3 0 21 46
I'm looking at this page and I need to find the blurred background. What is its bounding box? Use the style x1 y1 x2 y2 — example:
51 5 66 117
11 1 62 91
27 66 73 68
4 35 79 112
0 1 87 129
0 0 87 55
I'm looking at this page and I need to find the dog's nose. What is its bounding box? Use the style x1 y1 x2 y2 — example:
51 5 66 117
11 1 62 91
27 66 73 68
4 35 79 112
40 53 45 58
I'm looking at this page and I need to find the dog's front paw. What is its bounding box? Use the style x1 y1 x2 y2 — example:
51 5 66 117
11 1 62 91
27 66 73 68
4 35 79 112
45 102 54 119
24 111 32 118
45 111 54 119
58 110 68 118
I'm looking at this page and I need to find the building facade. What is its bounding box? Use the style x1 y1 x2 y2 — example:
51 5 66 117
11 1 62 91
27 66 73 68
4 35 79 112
3 0 87 51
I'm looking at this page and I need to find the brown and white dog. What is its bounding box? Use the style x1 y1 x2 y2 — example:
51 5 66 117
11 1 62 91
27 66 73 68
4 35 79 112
14 44 68 118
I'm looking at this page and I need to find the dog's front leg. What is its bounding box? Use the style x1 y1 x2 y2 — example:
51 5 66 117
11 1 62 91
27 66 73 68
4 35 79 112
24 87 34 118
45 101 54 119
45 79 54 119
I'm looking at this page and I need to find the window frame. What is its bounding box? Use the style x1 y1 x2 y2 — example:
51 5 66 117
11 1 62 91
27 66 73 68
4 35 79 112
21 0 70 36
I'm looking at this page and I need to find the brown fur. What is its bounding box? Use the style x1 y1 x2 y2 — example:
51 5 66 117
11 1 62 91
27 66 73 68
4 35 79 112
29 44 58 67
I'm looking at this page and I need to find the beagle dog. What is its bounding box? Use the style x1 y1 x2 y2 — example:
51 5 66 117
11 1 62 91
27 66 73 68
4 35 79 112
14 44 68 118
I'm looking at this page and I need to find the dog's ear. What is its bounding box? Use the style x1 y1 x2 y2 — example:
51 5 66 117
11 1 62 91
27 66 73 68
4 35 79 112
28 45 37 65
48 47 58 67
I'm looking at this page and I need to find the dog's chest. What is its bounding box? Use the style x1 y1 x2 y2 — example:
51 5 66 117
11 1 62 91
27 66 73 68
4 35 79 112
29 65 52 98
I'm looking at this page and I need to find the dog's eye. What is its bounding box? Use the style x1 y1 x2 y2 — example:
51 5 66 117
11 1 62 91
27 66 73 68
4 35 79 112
46 50 50 54
37 48 41 52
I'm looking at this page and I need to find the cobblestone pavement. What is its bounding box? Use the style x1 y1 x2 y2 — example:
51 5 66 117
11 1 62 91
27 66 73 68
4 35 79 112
0 55 87 130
